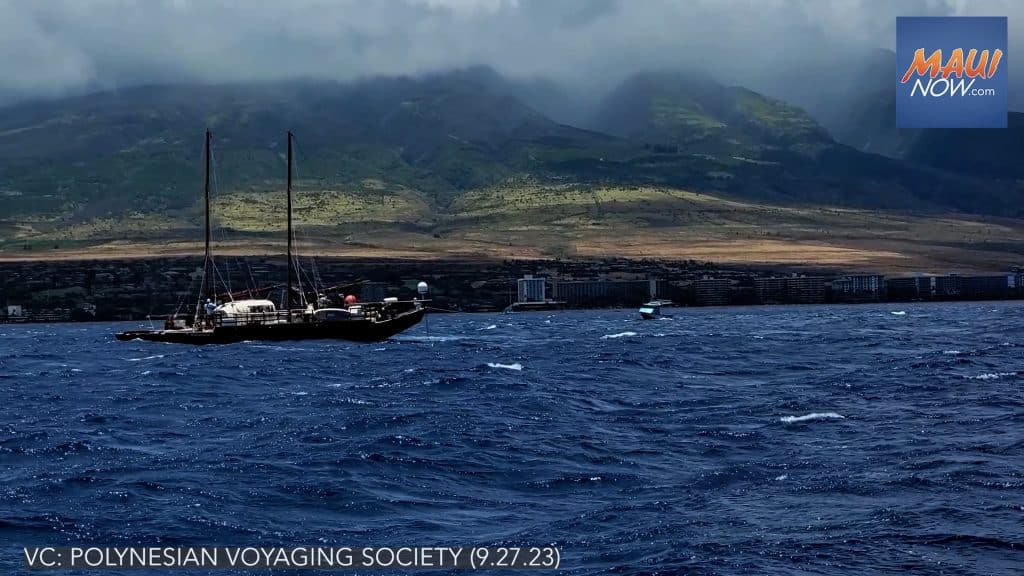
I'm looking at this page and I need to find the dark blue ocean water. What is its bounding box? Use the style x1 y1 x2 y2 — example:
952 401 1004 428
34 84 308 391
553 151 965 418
1 303 1022 575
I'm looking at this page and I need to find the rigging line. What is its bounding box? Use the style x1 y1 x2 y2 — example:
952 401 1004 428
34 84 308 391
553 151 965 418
207 139 219 296
220 251 233 298
208 147 231 300
208 140 254 298
212 220 256 297
286 138 306 309
294 223 323 296
293 249 306 307
208 144 226 299
308 255 323 296
296 220 325 294
289 136 312 306
173 268 200 317
311 254 324 292
206 137 247 295
296 254 319 302
291 135 325 296
214 263 233 302
245 257 258 296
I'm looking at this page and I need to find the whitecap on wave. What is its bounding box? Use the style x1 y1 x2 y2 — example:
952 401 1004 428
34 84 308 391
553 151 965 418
780 412 845 424
965 372 1017 381
393 335 464 342
127 354 165 362
479 324 498 330
487 362 523 371
890 311 906 316
601 331 637 340
250 344 310 352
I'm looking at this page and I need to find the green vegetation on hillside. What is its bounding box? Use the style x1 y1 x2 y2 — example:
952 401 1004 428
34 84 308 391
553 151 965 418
1 67 1023 260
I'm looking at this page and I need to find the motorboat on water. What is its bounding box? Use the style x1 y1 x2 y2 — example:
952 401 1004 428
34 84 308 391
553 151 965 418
115 131 426 345
639 299 673 320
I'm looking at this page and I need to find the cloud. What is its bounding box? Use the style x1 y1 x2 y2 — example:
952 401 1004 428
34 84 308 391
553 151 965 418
0 0 1019 102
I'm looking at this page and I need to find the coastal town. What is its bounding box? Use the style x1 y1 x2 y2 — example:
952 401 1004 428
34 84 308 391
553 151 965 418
2 256 1023 322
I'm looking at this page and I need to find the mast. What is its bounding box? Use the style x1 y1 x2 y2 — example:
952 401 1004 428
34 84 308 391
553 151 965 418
205 129 212 300
286 131 294 319
199 129 213 319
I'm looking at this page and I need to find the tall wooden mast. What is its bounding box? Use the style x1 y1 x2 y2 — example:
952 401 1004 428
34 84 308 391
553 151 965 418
286 131 294 318
201 129 213 311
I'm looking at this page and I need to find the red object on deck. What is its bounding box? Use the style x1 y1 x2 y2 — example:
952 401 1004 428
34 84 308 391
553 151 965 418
344 295 357 305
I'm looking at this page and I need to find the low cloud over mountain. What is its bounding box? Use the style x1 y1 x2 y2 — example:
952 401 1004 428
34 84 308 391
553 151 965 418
2 0 1021 107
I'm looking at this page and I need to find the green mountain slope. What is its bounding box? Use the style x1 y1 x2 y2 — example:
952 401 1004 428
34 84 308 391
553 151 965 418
1 67 1023 256
582 71 1021 214
590 70 831 156
0 72 618 220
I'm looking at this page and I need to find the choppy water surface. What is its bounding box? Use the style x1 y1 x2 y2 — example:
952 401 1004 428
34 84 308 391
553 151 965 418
1 303 1022 575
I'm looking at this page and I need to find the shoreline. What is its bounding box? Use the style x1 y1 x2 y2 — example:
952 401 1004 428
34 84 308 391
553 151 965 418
0 245 1016 275
2 254 1021 323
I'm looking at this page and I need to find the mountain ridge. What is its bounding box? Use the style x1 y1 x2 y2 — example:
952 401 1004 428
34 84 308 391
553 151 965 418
1 66 1022 262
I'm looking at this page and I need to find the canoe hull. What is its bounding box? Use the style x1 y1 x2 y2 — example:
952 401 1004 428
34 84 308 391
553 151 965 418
116 307 425 345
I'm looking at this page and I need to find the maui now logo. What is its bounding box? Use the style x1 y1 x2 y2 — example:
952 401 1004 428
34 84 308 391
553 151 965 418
901 48 1003 97
896 17 1007 128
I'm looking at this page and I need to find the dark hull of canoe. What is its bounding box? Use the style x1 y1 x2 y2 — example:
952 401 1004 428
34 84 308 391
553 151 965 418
115 307 425 345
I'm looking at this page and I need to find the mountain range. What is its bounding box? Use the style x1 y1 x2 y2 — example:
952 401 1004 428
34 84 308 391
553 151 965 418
1 61 1022 269
767 49 1024 177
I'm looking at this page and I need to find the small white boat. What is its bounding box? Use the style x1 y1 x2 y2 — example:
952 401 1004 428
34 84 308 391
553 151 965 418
639 300 673 320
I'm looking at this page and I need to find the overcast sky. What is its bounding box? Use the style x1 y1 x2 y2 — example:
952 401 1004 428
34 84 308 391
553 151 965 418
0 0 1018 102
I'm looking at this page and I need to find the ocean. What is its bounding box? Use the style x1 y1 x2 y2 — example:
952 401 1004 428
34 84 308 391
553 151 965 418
1 302 1021 575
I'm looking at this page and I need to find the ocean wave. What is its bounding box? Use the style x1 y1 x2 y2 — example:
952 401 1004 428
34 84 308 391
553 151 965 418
339 397 370 405
127 354 165 362
480 324 498 330
487 362 523 371
393 335 464 342
250 345 311 352
780 412 845 424
601 331 637 340
965 372 1017 380
3 306 1022 573
890 311 906 316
